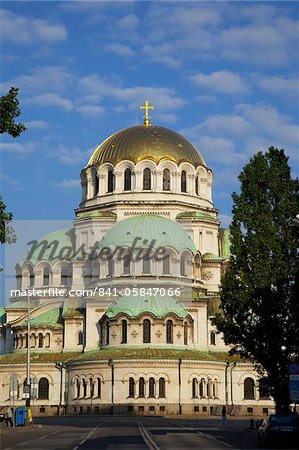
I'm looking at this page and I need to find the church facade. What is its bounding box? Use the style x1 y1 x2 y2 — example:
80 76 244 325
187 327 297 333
0 103 274 416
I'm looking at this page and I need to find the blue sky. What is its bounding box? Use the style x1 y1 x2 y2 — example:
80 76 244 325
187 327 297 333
1 0 298 229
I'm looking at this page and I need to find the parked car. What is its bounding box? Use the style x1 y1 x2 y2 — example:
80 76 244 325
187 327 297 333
258 414 299 448
0 412 6 422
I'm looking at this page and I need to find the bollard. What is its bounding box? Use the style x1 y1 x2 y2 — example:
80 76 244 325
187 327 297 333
250 418 254 430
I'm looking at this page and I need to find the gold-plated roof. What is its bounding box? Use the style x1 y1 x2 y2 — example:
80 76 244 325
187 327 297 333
87 125 206 167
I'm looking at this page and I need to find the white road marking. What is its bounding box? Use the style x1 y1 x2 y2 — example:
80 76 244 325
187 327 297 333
71 421 106 450
138 420 160 450
171 420 235 448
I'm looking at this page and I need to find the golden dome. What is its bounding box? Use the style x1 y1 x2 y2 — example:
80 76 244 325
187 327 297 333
87 125 206 167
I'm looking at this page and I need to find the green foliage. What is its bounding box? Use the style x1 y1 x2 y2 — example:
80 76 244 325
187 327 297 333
0 196 16 244
213 147 299 413
0 87 26 137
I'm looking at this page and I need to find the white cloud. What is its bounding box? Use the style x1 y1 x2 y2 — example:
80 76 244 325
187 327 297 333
53 179 80 189
3 66 73 94
0 9 67 44
77 105 105 117
28 93 73 111
254 74 299 97
26 120 49 130
218 214 232 228
118 14 139 30
48 145 91 166
105 44 135 57
0 142 35 155
78 75 185 113
190 71 248 95
0 173 23 191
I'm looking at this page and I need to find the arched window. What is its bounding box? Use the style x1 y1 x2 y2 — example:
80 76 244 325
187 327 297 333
180 256 186 276
38 378 49 400
44 333 50 348
162 254 170 274
192 378 198 398
97 378 101 398
129 377 135 398
124 168 132 191
82 379 87 398
121 320 127 344
78 331 84 345
30 333 36 348
199 379 205 398
106 322 110 345
163 168 170 191
143 168 151 190
210 332 216 346
213 380 218 398
195 176 199 195
123 253 131 275
94 174 99 196
159 377 166 398
149 377 155 398
143 319 151 343
43 267 50 286
38 333 43 348
76 380 80 398
107 169 115 193
139 377 145 398
90 379 94 398
244 377 255 400
61 266 70 286
207 378 211 398
184 322 188 345
142 257 151 274
29 266 35 287
107 254 114 277
166 320 173 344
181 170 187 192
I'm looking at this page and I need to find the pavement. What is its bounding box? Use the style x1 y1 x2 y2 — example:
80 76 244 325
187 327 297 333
0 415 297 450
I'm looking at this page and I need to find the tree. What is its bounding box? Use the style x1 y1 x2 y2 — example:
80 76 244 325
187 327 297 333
0 87 26 137
0 87 26 243
213 147 299 414
0 198 15 244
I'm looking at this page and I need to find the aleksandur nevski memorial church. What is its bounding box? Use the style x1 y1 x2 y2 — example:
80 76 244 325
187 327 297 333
0 101 273 416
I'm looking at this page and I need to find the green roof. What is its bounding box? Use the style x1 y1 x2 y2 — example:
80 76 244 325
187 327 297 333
202 252 223 261
105 295 187 319
19 308 63 329
75 211 117 221
62 298 84 319
0 352 81 364
219 228 231 259
0 307 6 324
68 348 242 363
20 228 74 265
99 215 196 253
176 211 220 223
0 349 243 364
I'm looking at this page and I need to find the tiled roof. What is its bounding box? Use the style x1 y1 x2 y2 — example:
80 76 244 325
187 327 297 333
0 352 80 365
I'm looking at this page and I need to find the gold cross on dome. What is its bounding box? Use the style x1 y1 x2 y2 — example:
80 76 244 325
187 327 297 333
140 99 154 127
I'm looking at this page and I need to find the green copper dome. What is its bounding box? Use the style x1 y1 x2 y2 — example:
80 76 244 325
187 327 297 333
20 228 74 265
99 215 196 253
105 294 188 319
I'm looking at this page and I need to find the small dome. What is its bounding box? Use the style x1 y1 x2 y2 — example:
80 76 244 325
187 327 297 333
105 294 188 319
202 252 223 261
99 214 196 253
87 125 206 168
20 228 74 265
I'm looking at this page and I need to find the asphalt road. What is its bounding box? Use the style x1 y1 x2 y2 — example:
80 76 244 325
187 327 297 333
0 415 296 450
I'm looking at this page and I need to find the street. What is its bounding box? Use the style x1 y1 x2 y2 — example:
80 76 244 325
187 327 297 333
0 415 287 450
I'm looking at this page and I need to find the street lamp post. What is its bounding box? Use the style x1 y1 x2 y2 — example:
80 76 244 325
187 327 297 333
25 295 31 407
